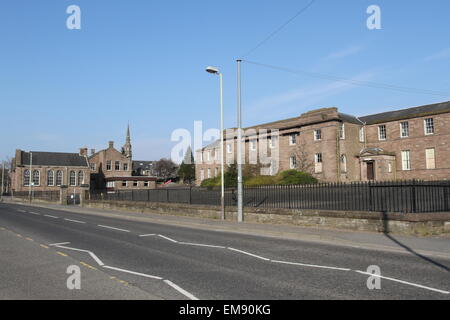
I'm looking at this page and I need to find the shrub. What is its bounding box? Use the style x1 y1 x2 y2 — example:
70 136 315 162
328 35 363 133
276 170 318 185
245 175 276 187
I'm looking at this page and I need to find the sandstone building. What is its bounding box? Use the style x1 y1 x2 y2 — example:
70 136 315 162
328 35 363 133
10 149 91 194
196 101 450 185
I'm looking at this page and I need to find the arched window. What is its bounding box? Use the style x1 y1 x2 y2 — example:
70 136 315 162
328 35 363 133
341 155 347 173
47 170 55 186
69 171 76 186
77 171 84 186
23 170 30 187
32 170 40 186
56 171 63 186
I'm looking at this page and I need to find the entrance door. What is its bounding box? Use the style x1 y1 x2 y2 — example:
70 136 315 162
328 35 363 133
367 162 375 181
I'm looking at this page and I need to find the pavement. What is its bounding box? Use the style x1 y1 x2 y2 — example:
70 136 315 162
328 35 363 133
0 200 449 300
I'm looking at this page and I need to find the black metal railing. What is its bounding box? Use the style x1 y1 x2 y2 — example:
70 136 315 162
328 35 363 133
90 180 450 214
13 191 60 202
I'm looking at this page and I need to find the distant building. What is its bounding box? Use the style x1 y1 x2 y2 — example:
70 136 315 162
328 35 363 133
132 160 156 177
196 101 450 185
88 126 156 192
10 149 90 193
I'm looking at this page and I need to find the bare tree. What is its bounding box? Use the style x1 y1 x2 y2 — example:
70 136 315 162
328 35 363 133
293 141 314 174
154 158 178 180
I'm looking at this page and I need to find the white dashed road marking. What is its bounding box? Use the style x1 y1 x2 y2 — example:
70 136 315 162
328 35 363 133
164 280 199 300
271 259 351 272
44 215 58 219
98 225 130 233
64 218 86 224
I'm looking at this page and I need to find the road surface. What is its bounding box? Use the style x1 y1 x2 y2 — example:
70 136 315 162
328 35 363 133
0 202 448 300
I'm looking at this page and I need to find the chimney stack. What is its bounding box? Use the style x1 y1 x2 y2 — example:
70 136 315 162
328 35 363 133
79 148 88 157
108 141 114 149
15 149 22 166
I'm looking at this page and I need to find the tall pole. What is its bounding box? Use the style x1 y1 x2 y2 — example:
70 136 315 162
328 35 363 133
236 60 243 223
1 162 4 201
29 152 32 202
219 73 225 221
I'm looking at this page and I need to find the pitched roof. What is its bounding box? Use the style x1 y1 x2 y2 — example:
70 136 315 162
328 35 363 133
359 101 450 125
20 151 89 167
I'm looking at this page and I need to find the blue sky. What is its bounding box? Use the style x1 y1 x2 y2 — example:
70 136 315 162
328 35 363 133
1 0 449 161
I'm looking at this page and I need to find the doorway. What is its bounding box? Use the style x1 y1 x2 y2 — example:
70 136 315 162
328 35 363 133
367 161 375 181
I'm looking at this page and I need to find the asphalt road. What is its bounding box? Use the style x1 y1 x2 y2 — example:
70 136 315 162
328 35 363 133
0 202 449 300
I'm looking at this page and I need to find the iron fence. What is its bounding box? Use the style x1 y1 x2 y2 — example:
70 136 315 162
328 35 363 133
90 180 450 214
12 191 60 202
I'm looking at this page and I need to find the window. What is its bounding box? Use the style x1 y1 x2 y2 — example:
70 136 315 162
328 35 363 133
69 171 76 186
426 148 436 170
144 181 149 187
401 151 411 171
123 163 129 171
200 169 204 181
315 153 323 173
341 155 347 173
32 170 40 186
115 161 120 171
314 130 322 141
289 156 297 169
289 134 297 146
56 171 63 186
250 140 257 151
106 160 112 171
215 148 220 160
122 181 127 187
359 127 365 143
47 170 55 186
107 181 115 188
424 118 434 135
207 151 211 162
388 163 393 173
77 171 84 186
400 122 409 138
378 125 387 140
339 123 345 140
133 181 138 187
207 168 211 179
227 144 232 154
215 168 219 177
90 163 96 171
269 136 278 149
23 170 30 187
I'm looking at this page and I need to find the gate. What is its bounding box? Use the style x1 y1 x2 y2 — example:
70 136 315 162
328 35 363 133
67 193 80 205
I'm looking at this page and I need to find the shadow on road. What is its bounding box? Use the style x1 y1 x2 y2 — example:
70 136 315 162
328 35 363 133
381 211 449 273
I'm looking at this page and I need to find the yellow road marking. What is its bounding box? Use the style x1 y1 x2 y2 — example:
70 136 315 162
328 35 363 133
40 244 49 249
25 237 33 241
80 262 97 270
56 251 68 257
16 234 22 238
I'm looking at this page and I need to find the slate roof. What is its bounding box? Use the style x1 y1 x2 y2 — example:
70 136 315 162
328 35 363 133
132 161 155 171
20 151 89 167
359 101 450 125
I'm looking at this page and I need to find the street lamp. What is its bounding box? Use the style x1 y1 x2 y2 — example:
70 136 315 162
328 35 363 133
205 66 225 221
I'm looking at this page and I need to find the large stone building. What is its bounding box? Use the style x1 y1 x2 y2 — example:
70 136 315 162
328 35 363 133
89 126 157 192
10 149 91 193
195 101 450 185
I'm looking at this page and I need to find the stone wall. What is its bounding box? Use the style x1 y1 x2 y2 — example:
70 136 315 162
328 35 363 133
84 200 450 236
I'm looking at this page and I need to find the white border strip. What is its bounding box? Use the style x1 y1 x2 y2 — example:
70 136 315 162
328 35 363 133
158 235 178 243
355 271 449 295
227 247 270 261
103 266 163 280
163 280 199 300
180 242 226 249
272 260 351 271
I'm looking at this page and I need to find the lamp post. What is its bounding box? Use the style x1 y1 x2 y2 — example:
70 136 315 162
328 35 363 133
236 60 243 223
206 66 225 220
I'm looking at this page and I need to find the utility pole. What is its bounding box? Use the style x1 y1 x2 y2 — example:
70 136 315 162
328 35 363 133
1 162 4 202
29 152 33 202
236 60 243 223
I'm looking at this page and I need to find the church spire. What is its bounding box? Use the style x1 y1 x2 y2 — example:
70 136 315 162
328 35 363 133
122 123 132 159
